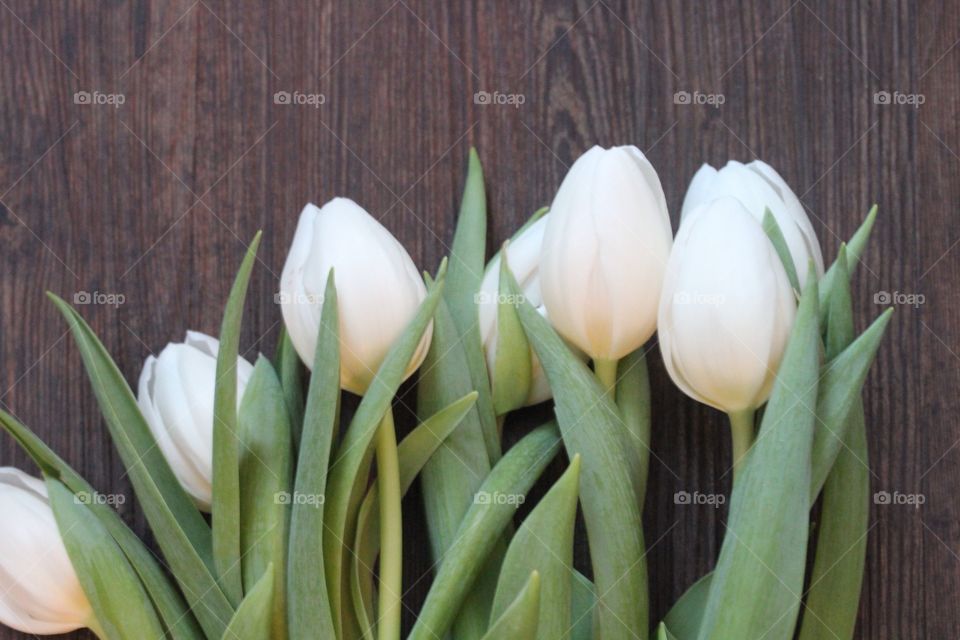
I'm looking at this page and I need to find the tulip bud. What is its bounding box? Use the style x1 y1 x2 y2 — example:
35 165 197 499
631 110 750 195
137 331 254 511
682 159 824 286
279 198 431 395
477 215 551 408
658 197 797 413
0 467 93 635
540 145 673 361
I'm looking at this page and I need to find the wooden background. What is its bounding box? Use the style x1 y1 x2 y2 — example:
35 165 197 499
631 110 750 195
0 1 954 638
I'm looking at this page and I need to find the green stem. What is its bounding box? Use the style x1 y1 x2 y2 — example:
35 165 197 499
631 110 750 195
593 358 618 401
376 408 402 640
727 409 756 481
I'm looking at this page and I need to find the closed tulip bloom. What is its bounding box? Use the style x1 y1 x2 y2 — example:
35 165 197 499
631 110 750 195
279 198 431 395
682 159 824 286
658 197 797 414
540 145 673 361
138 331 254 511
0 467 93 635
478 215 551 407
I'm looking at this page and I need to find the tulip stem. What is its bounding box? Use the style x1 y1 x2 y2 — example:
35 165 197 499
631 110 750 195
376 407 402 640
728 409 756 480
594 358 619 400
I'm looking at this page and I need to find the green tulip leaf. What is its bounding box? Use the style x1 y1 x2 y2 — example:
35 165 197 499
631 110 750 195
0 410 204 640
221 564 275 640
212 232 262 604
482 572 541 640
617 349 653 508
46 477 167 640
818 205 877 321
352 392 478 639
762 207 801 291
49 295 232 638
409 422 562 640
662 573 712 640
274 327 306 450
799 246 870 640
697 272 820 640
492 249 533 415
503 263 649 638
569 570 596 640
323 263 446 637
491 454 580 640
287 273 340 640
238 356 294 640
657 622 679 640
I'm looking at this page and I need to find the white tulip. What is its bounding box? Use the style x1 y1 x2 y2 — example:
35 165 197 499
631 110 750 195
477 215 552 407
0 467 93 635
682 159 824 286
658 197 797 413
279 198 431 395
137 331 254 511
540 145 673 361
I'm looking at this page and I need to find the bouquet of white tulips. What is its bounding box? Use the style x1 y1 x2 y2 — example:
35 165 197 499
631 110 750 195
0 145 889 640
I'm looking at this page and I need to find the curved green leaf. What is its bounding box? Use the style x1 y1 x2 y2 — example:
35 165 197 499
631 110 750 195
323 264 446 637
491 455 580 640
617 349 652 509
49 295 232 638
239 357 293 640
818 205 877 321
503 264 649 639
287 274 340 640
663 573 712 640
697 272 820 640
46 477 166 640
275 327 306 450
221 564 275 640
482 572 540 640
492 252 532 415
213 232 262 604
762 208 801 292
409 422 562 640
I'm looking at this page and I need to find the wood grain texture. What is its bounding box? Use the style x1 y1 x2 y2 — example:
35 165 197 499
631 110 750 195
0 1 954 638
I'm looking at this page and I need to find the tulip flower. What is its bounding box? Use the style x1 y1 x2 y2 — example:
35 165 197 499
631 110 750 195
137 331 254 511
477 214 552 410
0 467 94 635
279 198 431 395
539 145 673 387
280 197 431 640
658 197 797 475
682 159 823 286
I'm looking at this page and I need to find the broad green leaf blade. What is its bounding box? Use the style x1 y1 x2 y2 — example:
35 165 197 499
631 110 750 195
657 622 679 640
491 455 580 640
49 295 233 638
799 246 869 640
352 392 478 639
663 574 712 640
818 205 877 321
0 410 203 640
697 274 821 640
221 564 275 640
446 147 500 465
323 265 446 638
239 357 293 640
617 349 652 509
503 265 649 639
409 423 562 640
809 309 892 499
492 251 532 414
569 571 595 640
213 232 262 604
275 327 306 450
762 208 801 291
46 477 167 640
288 274 340 640
482 572 541 640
